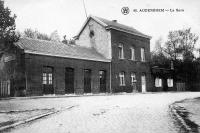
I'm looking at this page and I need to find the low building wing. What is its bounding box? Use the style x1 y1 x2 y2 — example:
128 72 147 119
15 38 110 62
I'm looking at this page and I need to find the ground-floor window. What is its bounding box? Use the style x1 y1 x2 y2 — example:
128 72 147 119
130 72 136 85
155 78 162 87
119 72 125 86
167 78 173 87
42 73 47 84
42 66 54 94
42 67 53 85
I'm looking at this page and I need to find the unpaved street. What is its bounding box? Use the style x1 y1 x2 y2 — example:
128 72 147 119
2 92 200 133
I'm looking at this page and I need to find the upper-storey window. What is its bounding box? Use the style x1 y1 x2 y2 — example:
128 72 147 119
141 48 145 62
130 47 135 60
118 44 124 59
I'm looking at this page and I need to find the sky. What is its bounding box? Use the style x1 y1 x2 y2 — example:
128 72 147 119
4 0 200 51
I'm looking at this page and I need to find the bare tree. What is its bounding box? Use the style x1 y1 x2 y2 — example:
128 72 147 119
163 28 198 61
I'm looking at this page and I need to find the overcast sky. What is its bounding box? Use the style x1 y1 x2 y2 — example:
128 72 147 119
4 0 200 50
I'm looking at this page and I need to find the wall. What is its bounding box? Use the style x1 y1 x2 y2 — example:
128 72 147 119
110 29 152 92
75 18 112 59
0 47 26 97
24 53 110 96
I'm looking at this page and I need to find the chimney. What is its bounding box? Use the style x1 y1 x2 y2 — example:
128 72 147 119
112 20 117 23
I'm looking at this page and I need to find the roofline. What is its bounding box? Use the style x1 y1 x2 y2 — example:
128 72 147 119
24 50 111 63
106 26 152 39
76 15 151 39
76 15 108 39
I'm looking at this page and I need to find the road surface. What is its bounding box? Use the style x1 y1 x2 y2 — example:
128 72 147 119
3 92 200 133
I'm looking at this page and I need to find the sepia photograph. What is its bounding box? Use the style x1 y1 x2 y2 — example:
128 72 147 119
0 0 200 132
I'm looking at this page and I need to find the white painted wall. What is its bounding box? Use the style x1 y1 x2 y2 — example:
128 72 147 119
75 19 112 59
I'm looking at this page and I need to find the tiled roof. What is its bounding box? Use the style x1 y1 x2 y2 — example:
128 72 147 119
76 16 151 39
93 16 151 39
15 38 110 62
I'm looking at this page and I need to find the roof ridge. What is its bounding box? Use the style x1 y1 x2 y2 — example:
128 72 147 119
22 37 65 45
91 16 151 39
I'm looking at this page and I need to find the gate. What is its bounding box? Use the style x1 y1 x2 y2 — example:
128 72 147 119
0 80 10 97
176 83 185 91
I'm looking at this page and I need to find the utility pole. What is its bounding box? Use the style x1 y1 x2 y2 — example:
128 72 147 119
82 0 88 18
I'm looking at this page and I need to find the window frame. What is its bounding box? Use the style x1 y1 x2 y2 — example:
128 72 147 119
130 47 135 60
118 44 124 59
141 48 145 62
119 72 125 86
42 66 53 85
130 72 137 85
167 78 173 87
155 77 162 87
48 73 53 85
42 73 47 84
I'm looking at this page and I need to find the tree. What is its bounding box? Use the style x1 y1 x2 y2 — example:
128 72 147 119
23 28 51 41
151 38 170 67
0 0 19 51
50 30 60 42
153 37 163 54
163 28 198 61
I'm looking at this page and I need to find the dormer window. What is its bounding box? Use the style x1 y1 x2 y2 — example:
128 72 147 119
118 44 124 59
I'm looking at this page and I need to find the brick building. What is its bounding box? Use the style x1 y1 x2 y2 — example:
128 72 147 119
0 16 152 96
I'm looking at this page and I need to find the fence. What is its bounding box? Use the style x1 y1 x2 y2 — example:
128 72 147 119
0 80 10 97
176 82 185 91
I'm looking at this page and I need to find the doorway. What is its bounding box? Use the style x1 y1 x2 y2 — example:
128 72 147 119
84 69 91 93
141 75 146 93
42 67 54 94
65 68 74 93
99 70 106 92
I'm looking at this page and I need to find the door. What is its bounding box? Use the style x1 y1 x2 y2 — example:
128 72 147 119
42 67 54 94
84 69 91 93
65 68 74 93
141 75 146 93
99 70 106 92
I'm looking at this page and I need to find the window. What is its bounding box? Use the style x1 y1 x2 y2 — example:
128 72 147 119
119 72 125 86
118 44 124 59
49 73 52 85
167 79 173 87
155 78 162 87
42 66 53 85
130 47 135 60
42 73 47 84
89 30 94 38
141 48 145 62
130 72 136 85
